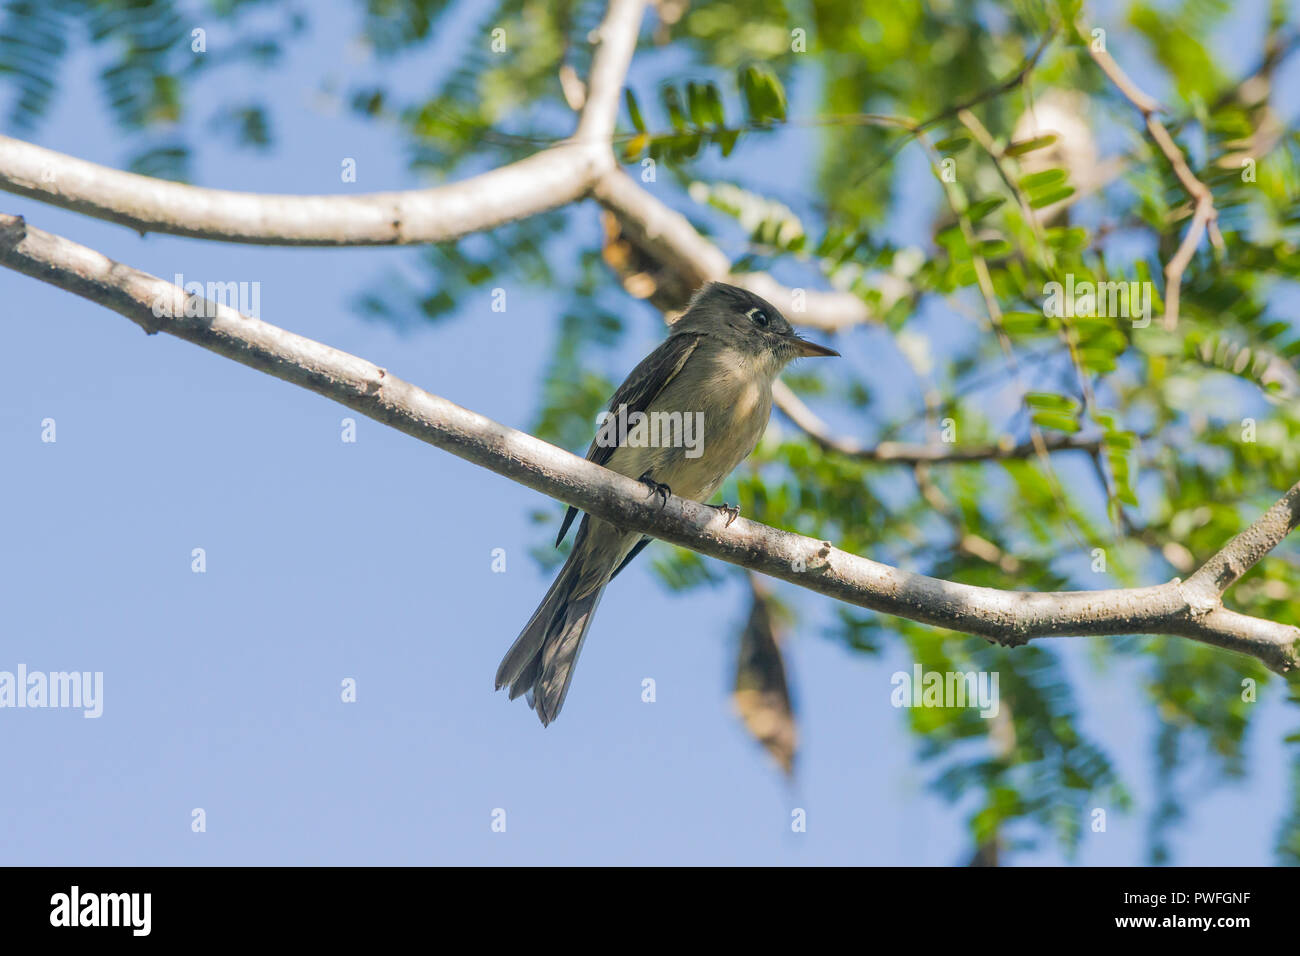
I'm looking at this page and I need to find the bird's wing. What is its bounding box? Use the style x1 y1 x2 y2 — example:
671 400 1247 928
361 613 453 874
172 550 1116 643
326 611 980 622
608 535 652 581
555 332 702 547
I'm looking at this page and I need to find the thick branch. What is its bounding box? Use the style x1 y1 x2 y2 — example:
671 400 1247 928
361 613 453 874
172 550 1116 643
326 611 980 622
1182 483 1300 609
0 134 604 245
0 0 866 334
575 0 645 145
3 212 1296 674
591 169 874 332
0 0 647 244
0 4 643 246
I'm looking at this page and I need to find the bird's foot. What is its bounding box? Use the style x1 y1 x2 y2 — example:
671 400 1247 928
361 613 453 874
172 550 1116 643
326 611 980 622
710 502 741 527
638 472 672 508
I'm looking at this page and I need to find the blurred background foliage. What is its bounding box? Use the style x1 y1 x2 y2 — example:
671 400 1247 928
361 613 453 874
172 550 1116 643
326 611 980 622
4 0 1299 864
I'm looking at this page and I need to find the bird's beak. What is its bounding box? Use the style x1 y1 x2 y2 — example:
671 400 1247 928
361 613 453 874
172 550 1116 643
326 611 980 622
791 336 840 358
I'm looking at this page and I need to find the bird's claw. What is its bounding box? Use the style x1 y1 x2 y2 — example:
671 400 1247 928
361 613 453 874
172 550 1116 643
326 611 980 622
638 472 672 508
712 502 741 527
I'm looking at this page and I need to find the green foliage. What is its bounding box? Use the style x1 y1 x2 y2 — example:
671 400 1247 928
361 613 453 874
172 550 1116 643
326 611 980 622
0 0 297 178
688 179 806 253
620 63 788 164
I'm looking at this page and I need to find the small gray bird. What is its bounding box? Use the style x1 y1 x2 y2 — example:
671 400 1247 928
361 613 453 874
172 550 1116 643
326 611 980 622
495 281 839 725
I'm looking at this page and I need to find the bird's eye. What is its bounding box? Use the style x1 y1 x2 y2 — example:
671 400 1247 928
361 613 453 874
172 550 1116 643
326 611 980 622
746 308 770 328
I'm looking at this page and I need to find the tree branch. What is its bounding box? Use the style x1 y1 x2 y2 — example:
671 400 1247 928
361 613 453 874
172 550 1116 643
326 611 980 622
575 0 645 145
0 133 605 245
771 380 1104 463
590 169 875 332
0 0 867 334
1082 24 1223 331
3 211 1296 674
1182 483 1300 610
0 0 643 245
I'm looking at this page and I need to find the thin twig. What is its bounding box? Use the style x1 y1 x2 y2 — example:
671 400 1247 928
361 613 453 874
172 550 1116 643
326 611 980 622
957 108 1121 526
918 130 1093 550
772 380 1103 463
1082 24 1222 330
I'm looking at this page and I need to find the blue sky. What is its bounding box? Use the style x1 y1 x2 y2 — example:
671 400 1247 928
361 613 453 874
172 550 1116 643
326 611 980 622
0 1 1295 865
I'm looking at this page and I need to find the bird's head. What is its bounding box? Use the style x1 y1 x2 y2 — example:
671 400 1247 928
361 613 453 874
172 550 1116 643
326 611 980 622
672 281 839 366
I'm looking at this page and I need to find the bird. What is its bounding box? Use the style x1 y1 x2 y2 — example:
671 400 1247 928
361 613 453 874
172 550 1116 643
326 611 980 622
494 281 839 725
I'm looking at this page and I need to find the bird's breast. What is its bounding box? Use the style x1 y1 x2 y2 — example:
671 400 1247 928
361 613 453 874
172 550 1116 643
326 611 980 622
647 346 774 501
600 344 778 503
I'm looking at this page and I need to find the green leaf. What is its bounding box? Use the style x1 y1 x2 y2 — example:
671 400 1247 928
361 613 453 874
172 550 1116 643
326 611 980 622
934 134 971 153
686 81 711 128
1005 134 1059 156
624 88 645 132
703 81 726 127
1045 226 1089 251
1019 168 1067 191
623 132 649 160
1079 348 1118 373
1026 392 1080 412
661 85 687 130
968 196 1007 222
1029 186 1075 209
1032 411 1082 433
761 70 787 122
740 64 786 124
1002 310 1049 334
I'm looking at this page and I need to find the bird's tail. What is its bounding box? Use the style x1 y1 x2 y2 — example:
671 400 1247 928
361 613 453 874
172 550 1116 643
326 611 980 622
494 546 608 726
